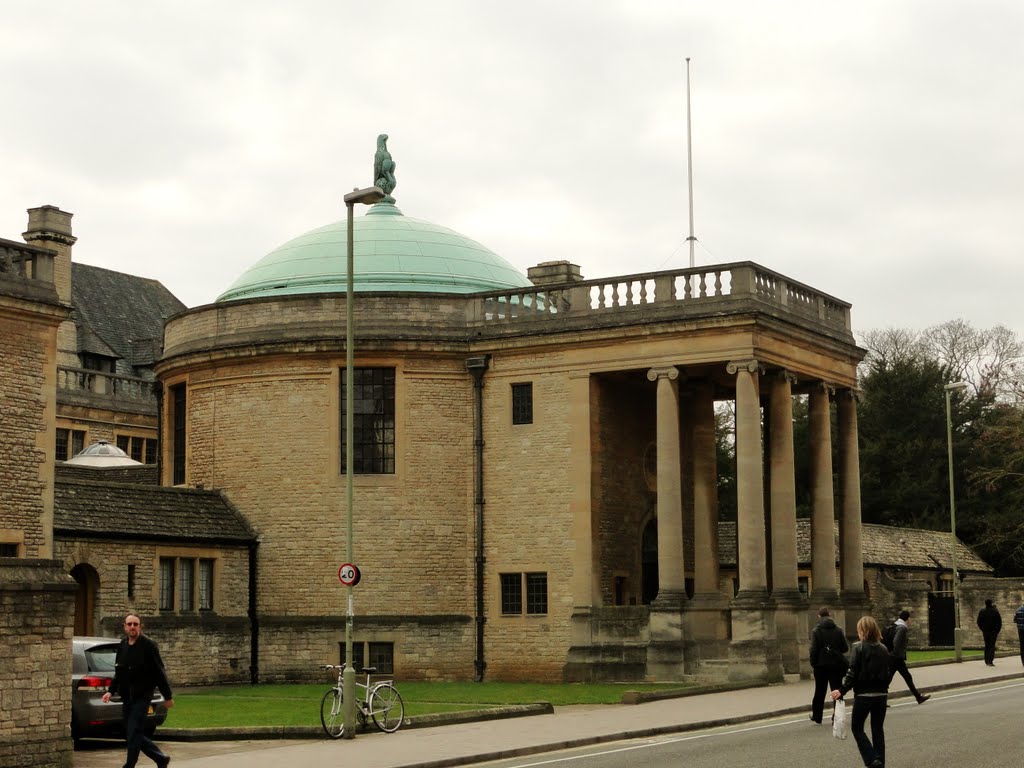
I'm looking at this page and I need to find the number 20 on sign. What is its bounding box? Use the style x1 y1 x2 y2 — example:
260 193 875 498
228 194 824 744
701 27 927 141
338 563 361 586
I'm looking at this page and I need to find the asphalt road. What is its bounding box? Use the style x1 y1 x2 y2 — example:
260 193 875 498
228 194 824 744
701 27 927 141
478 681 1024 768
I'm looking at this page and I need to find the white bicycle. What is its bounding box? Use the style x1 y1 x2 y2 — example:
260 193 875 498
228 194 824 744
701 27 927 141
319 664 405 737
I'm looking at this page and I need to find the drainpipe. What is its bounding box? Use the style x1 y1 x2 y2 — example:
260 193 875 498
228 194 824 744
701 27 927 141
248 539 260 684
465 355 490 681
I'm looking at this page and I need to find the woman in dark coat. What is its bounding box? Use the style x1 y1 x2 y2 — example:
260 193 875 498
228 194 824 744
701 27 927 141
832 616 891 768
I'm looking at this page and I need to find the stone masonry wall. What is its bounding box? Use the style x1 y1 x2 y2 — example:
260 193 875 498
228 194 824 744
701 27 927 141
482 354 575 681
0 560 76 768
0 311 56 557
172 354 479 680
56 538 251 684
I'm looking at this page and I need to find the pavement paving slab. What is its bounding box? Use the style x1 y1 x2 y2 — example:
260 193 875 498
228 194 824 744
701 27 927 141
72 657 1024 768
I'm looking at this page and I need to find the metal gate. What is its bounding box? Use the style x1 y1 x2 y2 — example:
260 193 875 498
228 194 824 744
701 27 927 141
928 592 955 646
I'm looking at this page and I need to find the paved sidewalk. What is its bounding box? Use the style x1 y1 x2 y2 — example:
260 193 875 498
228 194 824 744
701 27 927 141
74 658 1024 768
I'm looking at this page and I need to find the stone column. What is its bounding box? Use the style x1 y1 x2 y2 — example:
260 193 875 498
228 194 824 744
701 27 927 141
809 383 838 603
769 371 799 597
837 390 867 604
684 379 729 669
729 360 767 597
768 371 809 676
646 366 686 680
646 366 686 600
726 360 782 683
691 380 719 597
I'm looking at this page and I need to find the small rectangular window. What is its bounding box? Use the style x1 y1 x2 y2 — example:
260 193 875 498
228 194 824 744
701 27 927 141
159 558 175 611
368 642 395 674
525 572 548 615
116 435 130 453
198 559 214 610
0 543 19 558
144 439 157 465
127 564 136 600
500 573 523 614
71 429 86 457
511 383 533 425
130 437 144 463
340 642 367 671
56 429 70 462
179 558 195 611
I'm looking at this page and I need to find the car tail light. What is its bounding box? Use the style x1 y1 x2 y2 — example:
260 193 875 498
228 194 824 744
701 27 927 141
78 676 112 691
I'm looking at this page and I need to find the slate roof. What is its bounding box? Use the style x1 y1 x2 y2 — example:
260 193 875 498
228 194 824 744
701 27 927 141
71 263 186 373
54 479 256 545
714 520 992 573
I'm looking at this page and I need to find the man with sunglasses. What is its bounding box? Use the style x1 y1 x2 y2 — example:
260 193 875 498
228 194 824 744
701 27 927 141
101 613 174 768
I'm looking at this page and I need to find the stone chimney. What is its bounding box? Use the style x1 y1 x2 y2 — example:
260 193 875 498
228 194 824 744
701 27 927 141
24 206 78 368
24 206 76 304
527 260 584 287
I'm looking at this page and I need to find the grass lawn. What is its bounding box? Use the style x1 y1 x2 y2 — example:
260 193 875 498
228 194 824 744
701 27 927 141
167 681 692 729
166 651 984 729
907 649 983 663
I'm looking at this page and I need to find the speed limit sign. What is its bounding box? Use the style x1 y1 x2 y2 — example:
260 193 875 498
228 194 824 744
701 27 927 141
338 563 361 586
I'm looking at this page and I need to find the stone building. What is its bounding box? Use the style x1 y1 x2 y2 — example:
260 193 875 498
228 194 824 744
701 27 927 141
0 232 76 767
155 154 868 685
23 205 186 465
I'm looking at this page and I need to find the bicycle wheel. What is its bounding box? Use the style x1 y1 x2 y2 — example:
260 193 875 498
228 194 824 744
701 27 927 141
320 687 345 738
369 683 405 733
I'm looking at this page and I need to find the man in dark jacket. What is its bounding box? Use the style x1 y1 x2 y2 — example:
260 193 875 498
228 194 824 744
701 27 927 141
977 598 1002 666
888 610 930 703
101 613 174 768
1014 604 1024 666
808 606 849 724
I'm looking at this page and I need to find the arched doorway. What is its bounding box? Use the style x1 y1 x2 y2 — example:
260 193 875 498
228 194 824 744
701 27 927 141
641 518 658 605
70 563 100 636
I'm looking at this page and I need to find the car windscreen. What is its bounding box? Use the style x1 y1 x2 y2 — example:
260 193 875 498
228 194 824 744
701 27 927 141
84 644 118 673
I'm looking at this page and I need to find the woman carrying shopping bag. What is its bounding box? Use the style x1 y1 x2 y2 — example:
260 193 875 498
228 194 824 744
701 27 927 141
831 616 891 768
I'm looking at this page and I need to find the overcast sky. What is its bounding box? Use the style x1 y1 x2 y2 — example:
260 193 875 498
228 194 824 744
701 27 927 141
2 1 1021 341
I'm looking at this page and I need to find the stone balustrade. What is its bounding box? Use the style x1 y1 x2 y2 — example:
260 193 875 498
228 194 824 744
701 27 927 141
57 366 157 413
0 237 56 284
469 262 851 336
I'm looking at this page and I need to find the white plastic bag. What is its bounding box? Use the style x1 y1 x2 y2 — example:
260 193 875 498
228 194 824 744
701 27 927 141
832 698 850 740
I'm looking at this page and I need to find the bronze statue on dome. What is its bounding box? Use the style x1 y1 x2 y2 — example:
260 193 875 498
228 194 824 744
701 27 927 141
374 134 397 203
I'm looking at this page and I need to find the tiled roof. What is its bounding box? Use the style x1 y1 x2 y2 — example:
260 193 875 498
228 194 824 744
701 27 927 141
71 264 186 371
714 520 991 573
54 479 256 545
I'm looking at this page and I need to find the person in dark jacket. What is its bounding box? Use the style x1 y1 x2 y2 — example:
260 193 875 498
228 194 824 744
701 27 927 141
888 610 929 703
101 613 174 768
1015 604 1024 666
808 606 849 724
832 616 891 768
976 598 1002 666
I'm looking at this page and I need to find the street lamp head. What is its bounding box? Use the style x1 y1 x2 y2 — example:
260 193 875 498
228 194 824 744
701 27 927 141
344 186 386 207
944 381 969 393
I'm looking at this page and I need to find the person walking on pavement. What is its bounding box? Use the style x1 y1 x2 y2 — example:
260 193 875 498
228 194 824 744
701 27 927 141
976 598 1002 666
832 616 891 768
888 610 930 703
1015 603 1024 666
101 613 174 768
809 606 849 724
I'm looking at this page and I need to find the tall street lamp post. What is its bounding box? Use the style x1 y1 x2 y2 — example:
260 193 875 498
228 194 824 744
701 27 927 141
342 185 385 737
944 380 969 662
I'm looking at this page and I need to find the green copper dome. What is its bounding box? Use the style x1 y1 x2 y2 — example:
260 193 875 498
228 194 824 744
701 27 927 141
217 203 531 302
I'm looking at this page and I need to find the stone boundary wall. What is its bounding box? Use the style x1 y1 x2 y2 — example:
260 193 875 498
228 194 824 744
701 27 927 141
0 560 76 768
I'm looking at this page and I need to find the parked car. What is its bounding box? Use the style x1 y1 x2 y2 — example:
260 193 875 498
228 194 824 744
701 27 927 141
71 636 168 742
